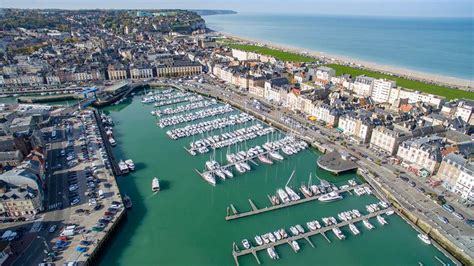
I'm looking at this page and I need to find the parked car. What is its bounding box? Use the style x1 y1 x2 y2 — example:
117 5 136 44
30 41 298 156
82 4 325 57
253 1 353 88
442 204 455 213
452 212 464 220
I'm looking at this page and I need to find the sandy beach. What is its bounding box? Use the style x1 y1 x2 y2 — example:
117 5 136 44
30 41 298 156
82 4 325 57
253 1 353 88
217 31 474 90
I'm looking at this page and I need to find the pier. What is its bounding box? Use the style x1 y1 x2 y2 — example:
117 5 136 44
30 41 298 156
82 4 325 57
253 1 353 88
231 208 393 265
226 184 366 221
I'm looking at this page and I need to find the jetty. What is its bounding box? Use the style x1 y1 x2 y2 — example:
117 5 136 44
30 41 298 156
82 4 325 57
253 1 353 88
225 184 366 221
316 151 358 175
231 208 393 265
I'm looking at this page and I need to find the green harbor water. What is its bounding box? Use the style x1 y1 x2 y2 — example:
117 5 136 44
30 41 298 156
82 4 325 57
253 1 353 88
98 92 453 266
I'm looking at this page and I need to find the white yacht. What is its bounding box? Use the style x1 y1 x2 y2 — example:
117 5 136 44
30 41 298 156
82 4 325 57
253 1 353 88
222 168 234 178
152 177 160 192
290 226 299 236
377 215 388 225
363 219 374 230
417 234 431 245
267 247 279 260
318 191 343 202
242 239 251 249
349 223 360 235
235 163 246 174
109 137 117 146
295 224 305 234
254 235 263 246
258 154 273 164
291 240 300 252
332 228 346 240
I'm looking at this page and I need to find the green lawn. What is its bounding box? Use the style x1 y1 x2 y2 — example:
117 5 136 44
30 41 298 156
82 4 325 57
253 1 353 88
227 43 315 62
326 64 474 100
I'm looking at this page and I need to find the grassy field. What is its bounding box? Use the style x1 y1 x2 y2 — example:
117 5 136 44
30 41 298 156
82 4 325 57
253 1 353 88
326 64 474 100
227 43 315 62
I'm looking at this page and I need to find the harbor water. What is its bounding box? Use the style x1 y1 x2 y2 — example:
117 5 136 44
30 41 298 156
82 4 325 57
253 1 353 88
99 91 453 265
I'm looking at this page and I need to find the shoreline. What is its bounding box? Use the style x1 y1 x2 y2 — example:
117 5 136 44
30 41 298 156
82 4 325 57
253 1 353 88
213 31 474 90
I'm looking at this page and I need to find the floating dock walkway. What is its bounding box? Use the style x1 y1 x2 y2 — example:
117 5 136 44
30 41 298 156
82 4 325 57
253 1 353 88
231 208 393 265
225 184 366 221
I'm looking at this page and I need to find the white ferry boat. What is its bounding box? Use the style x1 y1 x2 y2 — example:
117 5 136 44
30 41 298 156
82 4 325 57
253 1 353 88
118 160 129 173
125 159 135 171
318 191 343 202
152 177 160 192
417 234 431 245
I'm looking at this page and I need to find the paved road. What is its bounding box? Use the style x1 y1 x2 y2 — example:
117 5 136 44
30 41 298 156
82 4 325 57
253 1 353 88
180 76 474 259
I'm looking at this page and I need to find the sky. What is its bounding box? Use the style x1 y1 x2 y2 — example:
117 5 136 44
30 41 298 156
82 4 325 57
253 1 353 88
0 0 473 18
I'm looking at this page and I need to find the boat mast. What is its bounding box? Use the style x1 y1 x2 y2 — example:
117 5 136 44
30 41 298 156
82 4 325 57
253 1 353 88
285 170 296 187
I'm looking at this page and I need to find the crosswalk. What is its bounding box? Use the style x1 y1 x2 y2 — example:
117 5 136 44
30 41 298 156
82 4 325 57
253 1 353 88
29 221 42 233
48 202 62 210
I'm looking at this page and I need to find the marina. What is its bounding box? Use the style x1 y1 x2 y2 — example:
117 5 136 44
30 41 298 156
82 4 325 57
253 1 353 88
186 123 274 155
98 88 456 266
157 104 234 128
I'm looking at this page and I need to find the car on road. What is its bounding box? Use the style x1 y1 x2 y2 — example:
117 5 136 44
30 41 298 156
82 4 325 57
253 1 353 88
49 224 57 233
400 175 409 182
416 187 425 193
452 212 464 220
438 216 449 224
442 204 455 213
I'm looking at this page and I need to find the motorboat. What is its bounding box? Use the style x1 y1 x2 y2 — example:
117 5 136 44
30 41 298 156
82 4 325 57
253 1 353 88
290 226 299 236
152 177 160 192
332 228 346 240
349 223 360 235
214 170 226 180
363 219 374 230
291 240 300 252
295 224 305 234
254 235 263 246
235 163 246 174
242 239 251 249
418 234 431 245
123 195 132 209
267 247 278 260
318 191 343 202
222 168 234 178
306 221 317 231
377 215 388 225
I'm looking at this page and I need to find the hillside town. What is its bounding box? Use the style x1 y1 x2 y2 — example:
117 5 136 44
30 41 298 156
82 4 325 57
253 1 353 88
0 8 472 266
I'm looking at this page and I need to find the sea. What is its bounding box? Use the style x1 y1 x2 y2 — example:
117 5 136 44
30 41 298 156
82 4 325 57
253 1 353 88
97 91 454 266
205 13 474 80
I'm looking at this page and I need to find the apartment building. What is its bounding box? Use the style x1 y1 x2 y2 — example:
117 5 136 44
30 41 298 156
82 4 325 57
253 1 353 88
351 75 374 97
397 136 443 174
437 153 473 202
371 79 396 103
338 112 374 143
314 66 335 86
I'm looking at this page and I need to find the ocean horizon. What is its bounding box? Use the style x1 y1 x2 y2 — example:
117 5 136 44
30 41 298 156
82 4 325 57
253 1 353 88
205 13 474 81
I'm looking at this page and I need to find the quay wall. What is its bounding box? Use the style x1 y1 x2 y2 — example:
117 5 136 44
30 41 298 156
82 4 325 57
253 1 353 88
358 169 468 266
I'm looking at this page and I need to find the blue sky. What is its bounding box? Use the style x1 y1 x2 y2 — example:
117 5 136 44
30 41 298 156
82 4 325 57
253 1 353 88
1 0 473 17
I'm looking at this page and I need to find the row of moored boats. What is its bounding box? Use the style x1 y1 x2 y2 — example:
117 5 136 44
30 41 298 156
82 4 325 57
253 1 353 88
157 105 234 128
166 113 254 140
